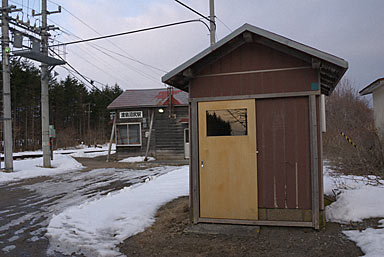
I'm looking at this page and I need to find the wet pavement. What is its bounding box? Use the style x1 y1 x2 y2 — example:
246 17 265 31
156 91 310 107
0 166 176 257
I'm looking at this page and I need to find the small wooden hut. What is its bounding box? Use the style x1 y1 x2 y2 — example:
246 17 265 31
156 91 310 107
107 88 189 159
162 24 348 229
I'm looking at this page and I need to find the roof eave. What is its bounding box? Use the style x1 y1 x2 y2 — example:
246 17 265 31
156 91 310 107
359 78 384 96
162 23 348 94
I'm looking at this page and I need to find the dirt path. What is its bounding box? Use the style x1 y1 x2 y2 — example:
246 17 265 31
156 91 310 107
119 196 363 257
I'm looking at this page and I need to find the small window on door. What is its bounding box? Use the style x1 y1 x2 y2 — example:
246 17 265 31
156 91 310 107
117 123 142 146
206 109 248 136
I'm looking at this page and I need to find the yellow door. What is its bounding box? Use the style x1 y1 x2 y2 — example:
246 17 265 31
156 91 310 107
198 99 258 220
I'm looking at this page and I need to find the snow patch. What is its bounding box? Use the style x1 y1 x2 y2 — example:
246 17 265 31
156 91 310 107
344 226 384 257
326 187 384 223
2 245 16 253
46 166 189 257
0 154 83 183
118 156 155 163
324 165 384 256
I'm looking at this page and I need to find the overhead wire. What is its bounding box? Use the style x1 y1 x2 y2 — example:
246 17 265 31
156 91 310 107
65 46 130 86
46 17 167 86
47 0 168 74
216 16 232 32
57 29 160 86
50 48 113 100
49 19 209 47
47 19 152 87
9 0 168 87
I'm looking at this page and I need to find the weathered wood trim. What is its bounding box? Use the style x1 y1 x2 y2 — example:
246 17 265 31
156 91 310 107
198 218 313 228
309 95 320 230
191 100 200 224
196 66 311 78
144 110 155 161
319 71 325 211
106 113 117 162
190 91 320 104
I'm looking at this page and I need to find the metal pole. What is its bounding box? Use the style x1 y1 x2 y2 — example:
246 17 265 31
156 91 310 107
209 0 215 46
41 0 51 167
87 103 91 145
2 0 14 171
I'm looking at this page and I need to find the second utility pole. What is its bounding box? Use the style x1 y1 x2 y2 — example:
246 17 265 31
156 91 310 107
1 0 14 171
41 0 50 167
209 0 215 46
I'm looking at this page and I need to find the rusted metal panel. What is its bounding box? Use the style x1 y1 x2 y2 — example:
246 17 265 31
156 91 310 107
190 43 318 99
108 88 188 110
257 97 311 209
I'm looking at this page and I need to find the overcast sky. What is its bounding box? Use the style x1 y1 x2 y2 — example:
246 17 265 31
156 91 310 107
14 0 384 92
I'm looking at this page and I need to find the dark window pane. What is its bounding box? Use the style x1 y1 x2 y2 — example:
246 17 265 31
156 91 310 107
128 124 141 144
206 109 248 137
117 125 128 144
185 129 189 143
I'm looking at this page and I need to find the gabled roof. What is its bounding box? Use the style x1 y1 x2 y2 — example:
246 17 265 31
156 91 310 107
107 88 188 110
359 78 384 96
162 23 348 95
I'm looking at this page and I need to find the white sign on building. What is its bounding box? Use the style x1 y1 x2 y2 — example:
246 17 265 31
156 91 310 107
119 111 143 119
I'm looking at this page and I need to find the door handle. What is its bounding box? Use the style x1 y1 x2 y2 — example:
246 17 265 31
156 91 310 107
201 160 204 168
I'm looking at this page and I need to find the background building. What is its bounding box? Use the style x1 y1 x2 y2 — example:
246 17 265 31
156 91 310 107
360 78 384 142
107 88 189 159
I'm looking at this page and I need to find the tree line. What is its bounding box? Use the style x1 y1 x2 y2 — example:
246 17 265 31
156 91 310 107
1 59 122 152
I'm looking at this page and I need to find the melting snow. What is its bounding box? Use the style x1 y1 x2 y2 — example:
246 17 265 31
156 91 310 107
324 166 384 256
118 156 155 163
46 166 189 257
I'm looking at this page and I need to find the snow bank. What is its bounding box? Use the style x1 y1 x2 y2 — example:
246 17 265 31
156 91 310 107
118 156 155 163
46 165 189 257
324 166 384 223
326 187 384 223
344 220 384 257
0 154 83 183
324 166 384 256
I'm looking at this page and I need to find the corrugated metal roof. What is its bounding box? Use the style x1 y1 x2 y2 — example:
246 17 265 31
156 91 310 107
359 78 384 95
107 88 188 110
162 23 348 95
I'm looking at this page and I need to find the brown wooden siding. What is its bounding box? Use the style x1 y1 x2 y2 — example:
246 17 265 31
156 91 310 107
190 43 318 99
199 43 310 76
256 97 311 209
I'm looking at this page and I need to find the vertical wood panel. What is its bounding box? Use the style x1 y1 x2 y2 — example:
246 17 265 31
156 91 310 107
257 97 311 210
309 95 320 229
191 100 200 223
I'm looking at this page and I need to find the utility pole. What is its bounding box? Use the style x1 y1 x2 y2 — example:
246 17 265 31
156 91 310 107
30 0 61 167
86 103 91 145
209 0 215 46
1 0 14 171
40 0 50 167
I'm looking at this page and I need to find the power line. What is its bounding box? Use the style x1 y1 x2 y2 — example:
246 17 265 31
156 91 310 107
174 0 211 24
59 31 161 86
47 18 165 85
216 16 232 32
50 49 113 100
46 1 168 74
50 19 208 47
66 46 129 86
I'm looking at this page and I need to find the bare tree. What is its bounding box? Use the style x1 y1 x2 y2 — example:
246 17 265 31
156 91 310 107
324 79 384 176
